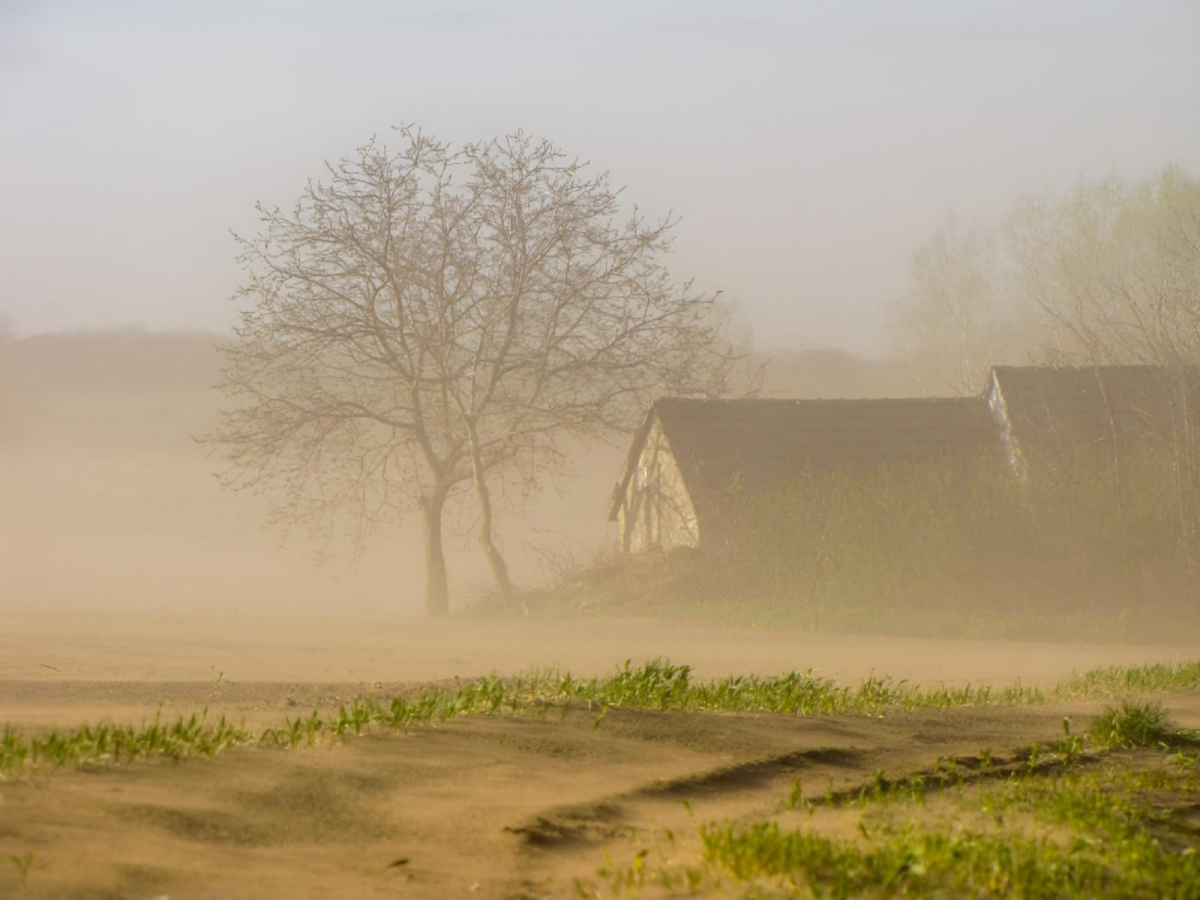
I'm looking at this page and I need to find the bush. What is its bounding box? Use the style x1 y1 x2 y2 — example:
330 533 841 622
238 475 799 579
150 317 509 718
1090 701 1175 749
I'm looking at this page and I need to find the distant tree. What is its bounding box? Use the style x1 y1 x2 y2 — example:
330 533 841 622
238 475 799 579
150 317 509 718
1007 169 1200 555
897 169 1200 382
1007 168 1200 369
210 128 734 616
888 218 1042 395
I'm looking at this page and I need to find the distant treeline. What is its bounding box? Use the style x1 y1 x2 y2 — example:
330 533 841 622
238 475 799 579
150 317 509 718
0 328 937 400
753 347 935 399
0 330 223 392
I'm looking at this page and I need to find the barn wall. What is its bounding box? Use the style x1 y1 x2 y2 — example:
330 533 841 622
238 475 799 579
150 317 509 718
618 420 699 552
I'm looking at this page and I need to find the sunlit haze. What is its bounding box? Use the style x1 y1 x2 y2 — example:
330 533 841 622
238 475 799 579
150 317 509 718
9 6 1200 895
4 0 1198 352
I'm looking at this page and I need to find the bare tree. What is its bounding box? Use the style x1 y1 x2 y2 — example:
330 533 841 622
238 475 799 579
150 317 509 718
1007 168 1200 554
889 217 1043 395
210 128 733 616
1008 169 1200 368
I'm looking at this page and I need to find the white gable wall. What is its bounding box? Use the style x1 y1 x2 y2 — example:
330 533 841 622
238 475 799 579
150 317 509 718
616 418 700 552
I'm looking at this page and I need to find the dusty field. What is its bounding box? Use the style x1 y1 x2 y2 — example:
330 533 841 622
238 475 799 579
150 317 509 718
6 345 1200 896
4 617 1200 898
2 701 1122 900
5 612 1199 729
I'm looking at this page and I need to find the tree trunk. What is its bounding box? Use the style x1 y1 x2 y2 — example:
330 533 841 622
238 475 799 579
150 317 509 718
465 424 523 614
420 491 450 617
473 466 523 614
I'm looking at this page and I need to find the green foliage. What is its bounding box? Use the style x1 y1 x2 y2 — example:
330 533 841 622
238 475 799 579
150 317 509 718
697 815 1200 898
0 711 252 777
1090 701 1177 749
593 742 1200 898
1060 662 1200 696
975 762 1196 841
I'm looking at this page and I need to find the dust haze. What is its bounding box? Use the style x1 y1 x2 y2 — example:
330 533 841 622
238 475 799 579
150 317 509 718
3 325 1196 664
8 330 1200 899
5 3 1200 898
0 330 932 623
0 329 618 621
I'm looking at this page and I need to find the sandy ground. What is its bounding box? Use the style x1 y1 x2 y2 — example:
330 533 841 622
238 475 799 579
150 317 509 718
4 611 1200 731
5 688 1200 900
6 358 1200 897
3 615 1200 898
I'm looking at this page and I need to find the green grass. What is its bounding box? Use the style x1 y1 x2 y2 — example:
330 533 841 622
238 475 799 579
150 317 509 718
1090 700 1177 749
697 758 1200 898
692 815 1200 899
4 658 1200 780
0 711 253 775
583 704 1200 899
1058 662 1200 695
4 853 34 889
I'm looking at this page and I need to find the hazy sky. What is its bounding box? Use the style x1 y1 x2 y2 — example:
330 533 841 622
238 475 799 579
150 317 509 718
2 1 1198 354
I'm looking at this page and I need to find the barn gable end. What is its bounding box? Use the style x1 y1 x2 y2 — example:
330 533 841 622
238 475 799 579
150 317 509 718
608 412 700 552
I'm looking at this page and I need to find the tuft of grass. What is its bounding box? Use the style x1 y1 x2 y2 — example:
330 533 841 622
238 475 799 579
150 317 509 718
0 710 253 778
5 853 34 887
1090 700 1176 749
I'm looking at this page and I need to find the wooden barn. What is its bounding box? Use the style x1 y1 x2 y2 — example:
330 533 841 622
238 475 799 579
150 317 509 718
610 365 1200 555
986 365 1200 475
607 396 1003 553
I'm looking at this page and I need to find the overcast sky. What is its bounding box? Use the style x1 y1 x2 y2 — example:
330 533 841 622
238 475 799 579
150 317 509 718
2 0 1198 354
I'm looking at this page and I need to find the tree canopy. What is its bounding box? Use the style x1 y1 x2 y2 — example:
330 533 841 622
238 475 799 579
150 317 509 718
212 127 734 614
890 168 1200 391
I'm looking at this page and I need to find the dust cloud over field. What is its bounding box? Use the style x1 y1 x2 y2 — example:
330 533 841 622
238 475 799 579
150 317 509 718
7 332 1200 899
0 331 931 623
3 332 1197 722
0 330 621 621
10 333 1197 696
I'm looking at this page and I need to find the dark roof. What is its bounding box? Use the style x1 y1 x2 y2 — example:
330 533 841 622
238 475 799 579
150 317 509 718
609 366 1200 525
609 396 1002 521
990 365 1200 452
